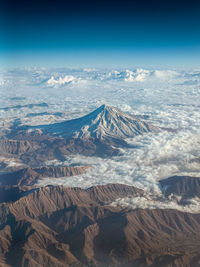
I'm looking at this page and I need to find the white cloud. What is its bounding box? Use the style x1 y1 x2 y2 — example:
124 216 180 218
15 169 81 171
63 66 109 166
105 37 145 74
108 196 200 213
106 70 121 79
105 68 179 82
105 69 150 82
37 125 200 194
0 78 4 86
154 70 179 79
83 68 97 72
47 75 76 86
128 68 150 82
2 67 200 214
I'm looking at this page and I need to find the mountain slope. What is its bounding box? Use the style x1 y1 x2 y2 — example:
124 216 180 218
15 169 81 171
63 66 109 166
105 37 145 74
3 105 158 161
0 184 200 267
0 166 90 188
30 104 158 140
0 166 91 203
159 175 200 199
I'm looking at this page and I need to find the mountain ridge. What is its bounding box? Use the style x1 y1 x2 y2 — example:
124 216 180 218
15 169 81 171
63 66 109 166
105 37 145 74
0 183 200 267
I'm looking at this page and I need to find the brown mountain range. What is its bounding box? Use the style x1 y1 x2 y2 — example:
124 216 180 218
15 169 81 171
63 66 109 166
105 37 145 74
0 106 199 266
159 175 200 199
0 182 200 267
0 166 90 203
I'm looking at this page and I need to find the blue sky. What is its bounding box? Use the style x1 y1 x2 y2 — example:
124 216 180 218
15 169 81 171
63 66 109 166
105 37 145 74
1 0 200 67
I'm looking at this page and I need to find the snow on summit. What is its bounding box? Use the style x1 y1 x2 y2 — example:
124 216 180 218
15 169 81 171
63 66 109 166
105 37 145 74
28 104 158 140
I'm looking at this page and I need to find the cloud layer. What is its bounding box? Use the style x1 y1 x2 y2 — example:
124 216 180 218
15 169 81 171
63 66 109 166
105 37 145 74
108 196 200 213
47 75 76 86
1 67 200 200
37 128 200 193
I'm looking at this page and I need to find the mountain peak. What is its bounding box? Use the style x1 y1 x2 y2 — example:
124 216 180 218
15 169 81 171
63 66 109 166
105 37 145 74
91 104 117 113
84 104 126 120
31 105 158 140
99 104 106 110
66 104 158 139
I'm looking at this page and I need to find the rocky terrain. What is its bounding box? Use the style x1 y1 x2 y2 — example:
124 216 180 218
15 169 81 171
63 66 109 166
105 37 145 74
159 175 200 199
0 165 91 203
0 182 200 267
0 105 200 266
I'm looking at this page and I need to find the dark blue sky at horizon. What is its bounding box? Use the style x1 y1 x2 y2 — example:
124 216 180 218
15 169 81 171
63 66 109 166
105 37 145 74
1 0 200 67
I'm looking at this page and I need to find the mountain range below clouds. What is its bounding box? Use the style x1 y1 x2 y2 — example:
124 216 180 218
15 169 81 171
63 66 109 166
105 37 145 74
0 67 200 266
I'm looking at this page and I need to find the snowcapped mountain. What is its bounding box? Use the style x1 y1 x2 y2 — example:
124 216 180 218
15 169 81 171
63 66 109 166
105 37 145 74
34 104 158 140
3 105 159 162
